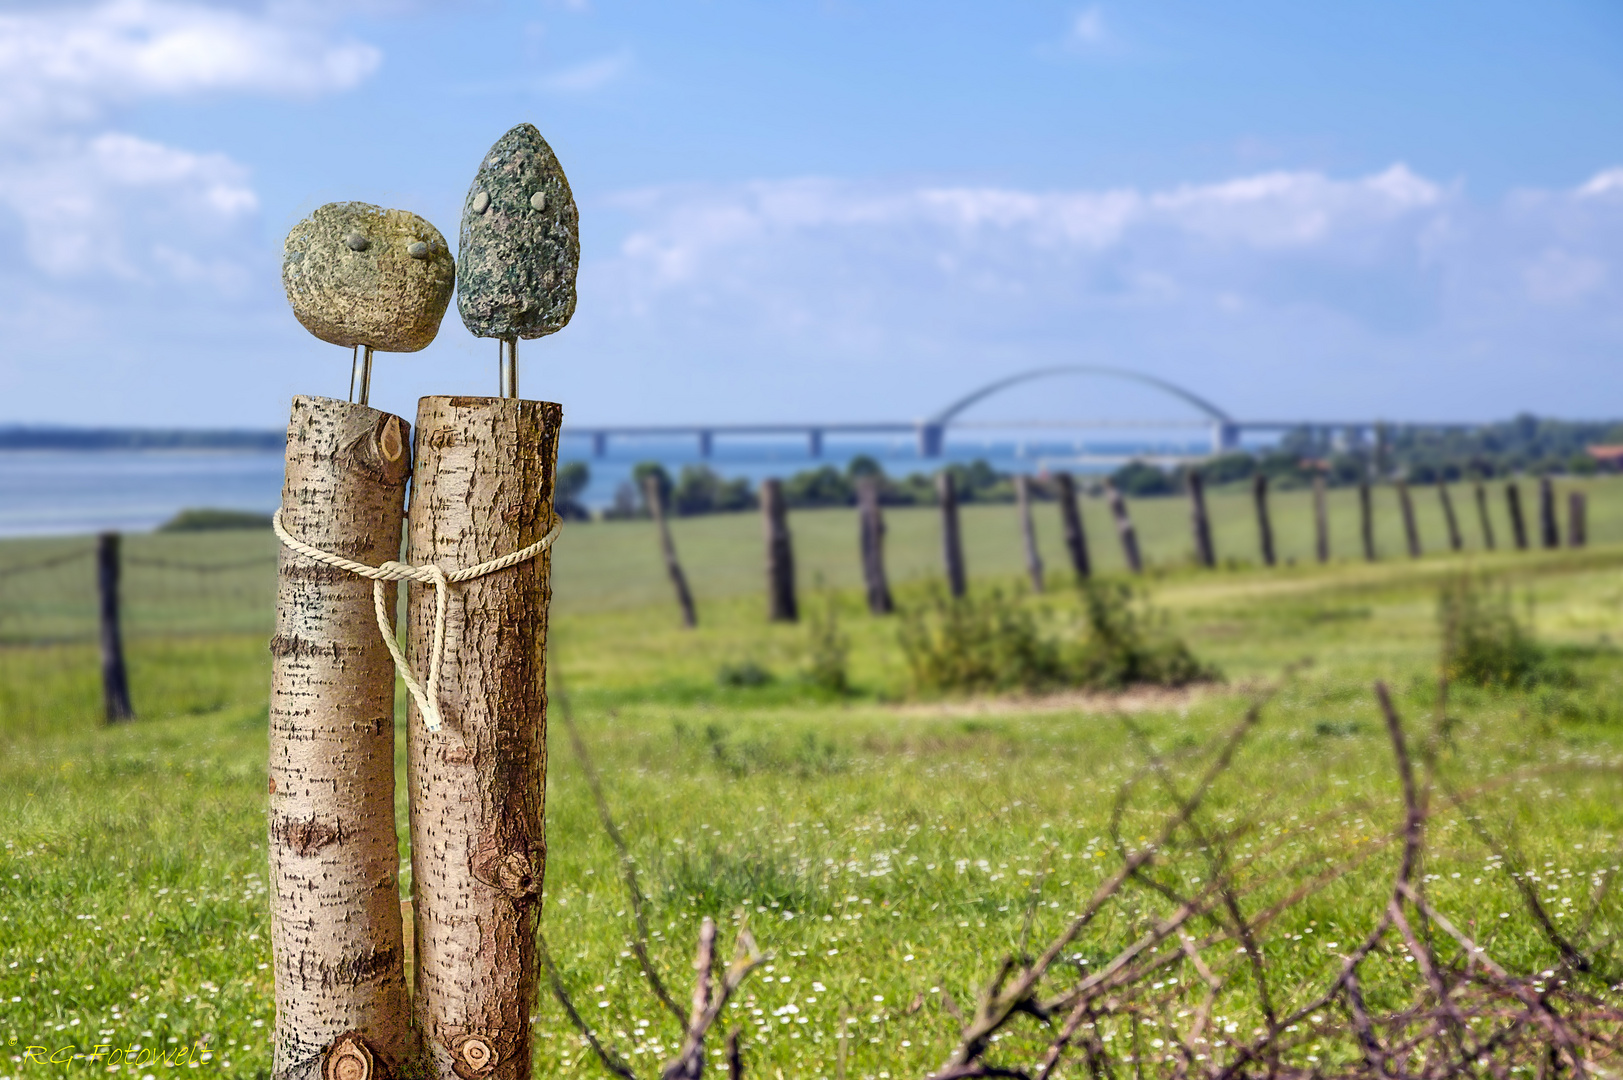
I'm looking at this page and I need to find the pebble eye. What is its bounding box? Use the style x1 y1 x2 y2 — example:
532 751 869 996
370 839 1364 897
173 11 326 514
407 241 431 259
346 232 369 252
471 191 490 214
529 191 547 212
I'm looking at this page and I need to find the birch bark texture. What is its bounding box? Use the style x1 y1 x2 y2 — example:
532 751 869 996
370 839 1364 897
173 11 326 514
269 395 413 1080
406 396 560 1080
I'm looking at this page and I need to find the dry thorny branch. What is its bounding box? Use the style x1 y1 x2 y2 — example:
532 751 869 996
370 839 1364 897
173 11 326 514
546 669 1622 1079
544 677 769 1080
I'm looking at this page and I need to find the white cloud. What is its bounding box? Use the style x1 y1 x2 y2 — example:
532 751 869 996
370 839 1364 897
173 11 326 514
541 48 632 93
0 0 380 134
1068 7 1108 48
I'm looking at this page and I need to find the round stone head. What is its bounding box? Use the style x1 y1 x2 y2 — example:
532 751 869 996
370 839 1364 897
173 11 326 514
282 202 455 352
457 123 580 340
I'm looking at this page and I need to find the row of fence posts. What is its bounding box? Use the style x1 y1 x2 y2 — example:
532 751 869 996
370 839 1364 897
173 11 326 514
641 470 1592 626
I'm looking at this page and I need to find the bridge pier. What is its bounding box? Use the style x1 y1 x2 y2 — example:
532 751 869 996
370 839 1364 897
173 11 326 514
808 428 823 457
699 429 713 458
918 422 944 459
592 431 607 458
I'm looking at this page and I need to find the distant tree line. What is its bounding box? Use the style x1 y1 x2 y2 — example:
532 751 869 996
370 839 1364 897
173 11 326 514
561 415 1623 518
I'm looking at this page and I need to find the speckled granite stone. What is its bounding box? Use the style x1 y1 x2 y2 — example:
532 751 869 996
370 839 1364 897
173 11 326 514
282 202 455 352
456 124 580 340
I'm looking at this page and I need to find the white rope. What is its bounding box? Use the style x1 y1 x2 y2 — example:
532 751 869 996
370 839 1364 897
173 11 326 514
272 508 561 732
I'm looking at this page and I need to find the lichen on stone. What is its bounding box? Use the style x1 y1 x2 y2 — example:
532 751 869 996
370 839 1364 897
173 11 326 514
456 124 580 341
282 202 455 352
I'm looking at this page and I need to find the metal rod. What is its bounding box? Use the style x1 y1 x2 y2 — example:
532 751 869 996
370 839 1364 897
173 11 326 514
499 337 518 399
349 344 374 406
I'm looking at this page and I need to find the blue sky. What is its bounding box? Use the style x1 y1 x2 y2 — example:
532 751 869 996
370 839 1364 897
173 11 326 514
0 0 1620 429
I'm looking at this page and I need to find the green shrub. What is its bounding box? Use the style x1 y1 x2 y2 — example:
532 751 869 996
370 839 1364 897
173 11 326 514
716 660 773 688
1438 574 1574 690
897 579 1216 695
156 507 271 531
803 588 851 695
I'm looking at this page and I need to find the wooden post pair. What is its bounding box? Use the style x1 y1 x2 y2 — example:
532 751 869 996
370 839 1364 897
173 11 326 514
269 394 559 1080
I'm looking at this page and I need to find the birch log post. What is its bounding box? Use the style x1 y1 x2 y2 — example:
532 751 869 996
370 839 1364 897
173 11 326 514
1397 480 1421 558
1569 490 1587 548
1014 474 1044 592
1054 472 1091 579
269 395 414 1080
938 471 967 598
855 477 893 615
1312 474 1329 564
96 532 134 724
1359 481 1376 562
1438 482 1462 552
1106 484 1142 574
1507 482 1528 551
406 396 559 1080
1539 476 1560 549
1187 469 1215 569
762 477 797 621
1252 474 1275 567
1474 482 1497 550
645 474 698 628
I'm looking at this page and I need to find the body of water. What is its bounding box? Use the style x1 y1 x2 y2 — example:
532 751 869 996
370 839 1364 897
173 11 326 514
0 436 1207 536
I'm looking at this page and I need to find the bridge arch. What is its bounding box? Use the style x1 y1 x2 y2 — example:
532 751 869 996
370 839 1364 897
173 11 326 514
918 365 1236 457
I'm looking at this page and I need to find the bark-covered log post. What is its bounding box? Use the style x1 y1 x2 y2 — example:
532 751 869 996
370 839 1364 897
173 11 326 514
938 470 967 598
1312 474 1330 564
1014 473 1044 592
1106 484 1143 574
1438 482 1462 552
645 474 697 629
1396 480 1421 558
1359 481 1376 561
1506 481 1528 550
406 396 560 1080
96 531 134 724
1252 473 1275 567
1539 476 1560 549
1474 482 1497 550
1187 469 1215 569
761 477 797 622
269 397 414 1080
1054 471 1091 580
1569 490 1588 548
855 476 893 615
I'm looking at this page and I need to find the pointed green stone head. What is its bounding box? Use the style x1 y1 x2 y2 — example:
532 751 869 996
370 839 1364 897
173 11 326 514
281 202 455 352
457 123 580 340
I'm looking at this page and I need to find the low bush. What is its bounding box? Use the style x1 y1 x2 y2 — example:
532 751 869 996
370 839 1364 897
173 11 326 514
1438 574 1575 690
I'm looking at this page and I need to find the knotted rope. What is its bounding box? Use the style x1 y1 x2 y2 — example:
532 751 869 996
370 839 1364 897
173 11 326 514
272 508 561 732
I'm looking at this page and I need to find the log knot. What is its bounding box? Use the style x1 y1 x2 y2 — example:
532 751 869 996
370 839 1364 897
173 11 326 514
272 813 344 856
322 1034 374 1080
470 841 542 901
450 1034 497 1079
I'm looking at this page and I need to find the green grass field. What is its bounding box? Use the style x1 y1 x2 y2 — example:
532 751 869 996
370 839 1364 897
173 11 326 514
1 479 1621 1078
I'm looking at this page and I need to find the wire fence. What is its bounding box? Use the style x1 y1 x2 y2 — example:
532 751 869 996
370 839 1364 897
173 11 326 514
0 533 278 646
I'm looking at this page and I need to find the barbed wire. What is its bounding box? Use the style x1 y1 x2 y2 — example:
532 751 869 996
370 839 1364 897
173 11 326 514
124 555 278 573
0 548 94 579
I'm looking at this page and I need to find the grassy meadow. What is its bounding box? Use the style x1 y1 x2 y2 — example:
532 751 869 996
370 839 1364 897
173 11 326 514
2 476 1622 1077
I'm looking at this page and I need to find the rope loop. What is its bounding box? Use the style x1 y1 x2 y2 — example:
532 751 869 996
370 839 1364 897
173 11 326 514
272 508 561 731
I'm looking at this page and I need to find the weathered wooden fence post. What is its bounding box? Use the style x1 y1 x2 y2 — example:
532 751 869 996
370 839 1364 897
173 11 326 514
1312 474 1330 564
1569 490 1587 548
96 531 134 724
1397 480 1421 558
1539 476 1560 549
938 471 967 598
762 477 797 621
269 398 414 1080
1106 483 1143 574
856 476 893 614
646 473 698 628
1506 482 1528 551
1438 482 1462 552
1054 472 1092 580
1359 481 1376 561
407 396 560 1080
1187 469 1215 569
1252 473 1275 567
1474 481 1497 550
1014 473 1044 592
